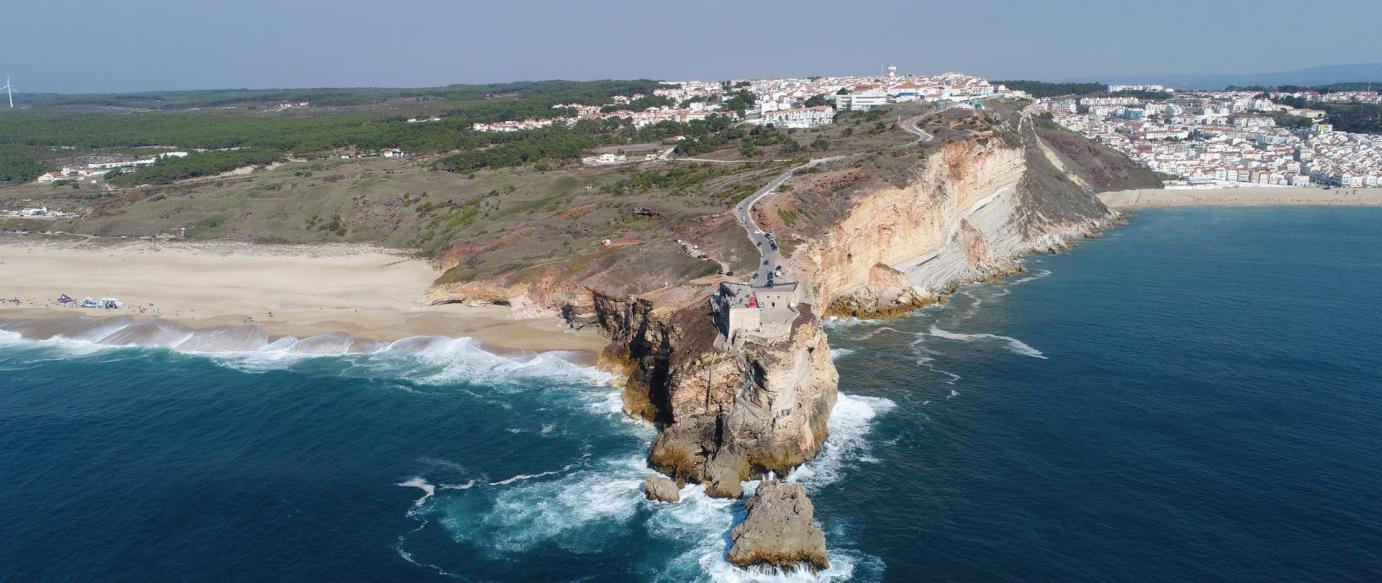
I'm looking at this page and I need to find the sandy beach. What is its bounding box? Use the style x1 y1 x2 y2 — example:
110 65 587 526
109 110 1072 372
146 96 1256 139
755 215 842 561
0 238 606 354
1099 187 1382 209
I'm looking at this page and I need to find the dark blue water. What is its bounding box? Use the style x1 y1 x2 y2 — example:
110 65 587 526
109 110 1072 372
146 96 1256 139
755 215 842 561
824 207 1382 582
3 207 1381 581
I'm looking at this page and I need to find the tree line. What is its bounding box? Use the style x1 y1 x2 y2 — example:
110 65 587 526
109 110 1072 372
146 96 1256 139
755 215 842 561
1273 96 1382 134
107 148 284 186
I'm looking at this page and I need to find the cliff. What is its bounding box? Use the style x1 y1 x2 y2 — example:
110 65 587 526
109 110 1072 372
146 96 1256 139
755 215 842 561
594 290 837 498
788 105 1152 317
418 98 1161 572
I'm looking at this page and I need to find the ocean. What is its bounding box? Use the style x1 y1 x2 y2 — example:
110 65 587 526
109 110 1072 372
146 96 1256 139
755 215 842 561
3 206 1381 582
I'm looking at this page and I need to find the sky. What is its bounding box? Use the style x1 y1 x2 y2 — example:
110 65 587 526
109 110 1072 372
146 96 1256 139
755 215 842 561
5 0 1381 93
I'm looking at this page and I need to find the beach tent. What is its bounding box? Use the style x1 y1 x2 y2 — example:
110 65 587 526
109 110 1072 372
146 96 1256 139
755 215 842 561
57 294 74 304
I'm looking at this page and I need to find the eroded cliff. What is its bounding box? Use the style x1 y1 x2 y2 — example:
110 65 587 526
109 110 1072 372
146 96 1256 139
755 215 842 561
420 98 1161 572
594 290 837 498
787 106 1151 317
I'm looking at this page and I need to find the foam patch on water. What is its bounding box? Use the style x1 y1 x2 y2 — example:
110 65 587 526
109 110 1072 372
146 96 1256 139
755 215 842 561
928 325 1047 359
653 485 877 583
821 316 884 331
423 455 647 555
1011 268 1053 286
828 348 856 360
395 391 895 580
908 334 963 383
0 318 612 388
378 336 601 386
788 394 897 489
397 477 437 508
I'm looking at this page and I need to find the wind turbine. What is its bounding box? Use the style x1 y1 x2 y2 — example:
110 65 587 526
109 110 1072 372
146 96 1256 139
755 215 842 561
1 77 12 109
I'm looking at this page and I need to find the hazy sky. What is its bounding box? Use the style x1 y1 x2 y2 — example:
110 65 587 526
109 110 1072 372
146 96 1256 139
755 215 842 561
6 0 1381 93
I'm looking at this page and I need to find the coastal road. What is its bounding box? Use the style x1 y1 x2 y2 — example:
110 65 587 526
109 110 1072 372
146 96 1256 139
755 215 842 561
900 101 956 146
731 100 960 287
736 156 843 287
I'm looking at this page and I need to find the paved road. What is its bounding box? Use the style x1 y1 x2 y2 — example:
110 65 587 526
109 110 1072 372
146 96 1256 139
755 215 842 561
735 156 843 287
901 102 955 146
730 101 959 288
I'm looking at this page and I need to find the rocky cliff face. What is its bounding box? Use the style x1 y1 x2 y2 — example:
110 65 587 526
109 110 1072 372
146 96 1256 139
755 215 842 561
423 101 1159 572
796 111 1138 318
593 290 837 498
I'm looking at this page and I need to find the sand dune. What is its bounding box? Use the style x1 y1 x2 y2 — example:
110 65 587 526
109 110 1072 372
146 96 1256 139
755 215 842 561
0 239 604 354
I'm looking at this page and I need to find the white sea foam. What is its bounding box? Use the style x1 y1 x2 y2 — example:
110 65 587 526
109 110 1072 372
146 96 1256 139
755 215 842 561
653 485 875 583
788 394 897 489
908 334 963 383
394 391 896 580
821 316 883 330
382 335 612 387
854 326 904 341
0 318 612 388
397 477 437 508
927 325 1047 359
1011 268 1053 285
440 455 647 554
959 290 985 317
828 348 856 360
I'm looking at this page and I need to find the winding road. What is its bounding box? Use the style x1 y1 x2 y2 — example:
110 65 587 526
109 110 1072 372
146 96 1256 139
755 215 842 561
733 102 956 287
735 156 843 286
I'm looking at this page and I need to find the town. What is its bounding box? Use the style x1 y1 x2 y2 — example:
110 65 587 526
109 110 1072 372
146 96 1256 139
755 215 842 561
1040 87 1382 188
472 69 1025 132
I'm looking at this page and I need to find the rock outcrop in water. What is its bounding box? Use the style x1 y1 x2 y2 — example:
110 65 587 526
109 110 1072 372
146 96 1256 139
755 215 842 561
427 100 1162 574
727 481 830 571
642 474 681 503
593 290 837 499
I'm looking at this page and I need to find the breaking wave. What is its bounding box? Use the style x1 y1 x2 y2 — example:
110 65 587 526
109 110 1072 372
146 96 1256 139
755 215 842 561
394 392 894 581
4 316 895 580
0 317 611 387
788 394 896 489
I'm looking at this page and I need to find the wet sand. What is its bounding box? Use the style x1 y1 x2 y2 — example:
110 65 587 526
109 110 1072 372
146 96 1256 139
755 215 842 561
0 239 606 355
1099 187 1382 209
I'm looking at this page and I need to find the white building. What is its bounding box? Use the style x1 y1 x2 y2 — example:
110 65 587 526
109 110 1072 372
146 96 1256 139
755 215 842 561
835 90 888 111
761 106 835 129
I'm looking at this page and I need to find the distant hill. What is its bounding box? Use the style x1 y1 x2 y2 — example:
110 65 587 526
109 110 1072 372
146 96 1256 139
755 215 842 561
1066 63 1382 91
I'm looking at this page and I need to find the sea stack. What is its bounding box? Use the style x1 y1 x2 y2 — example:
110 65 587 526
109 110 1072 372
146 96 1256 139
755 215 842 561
727 481 830 572
642 474 681 503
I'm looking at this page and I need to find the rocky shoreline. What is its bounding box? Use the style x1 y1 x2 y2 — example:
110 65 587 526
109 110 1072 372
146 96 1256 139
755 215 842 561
439 103 1160 574
825 212 1126 319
